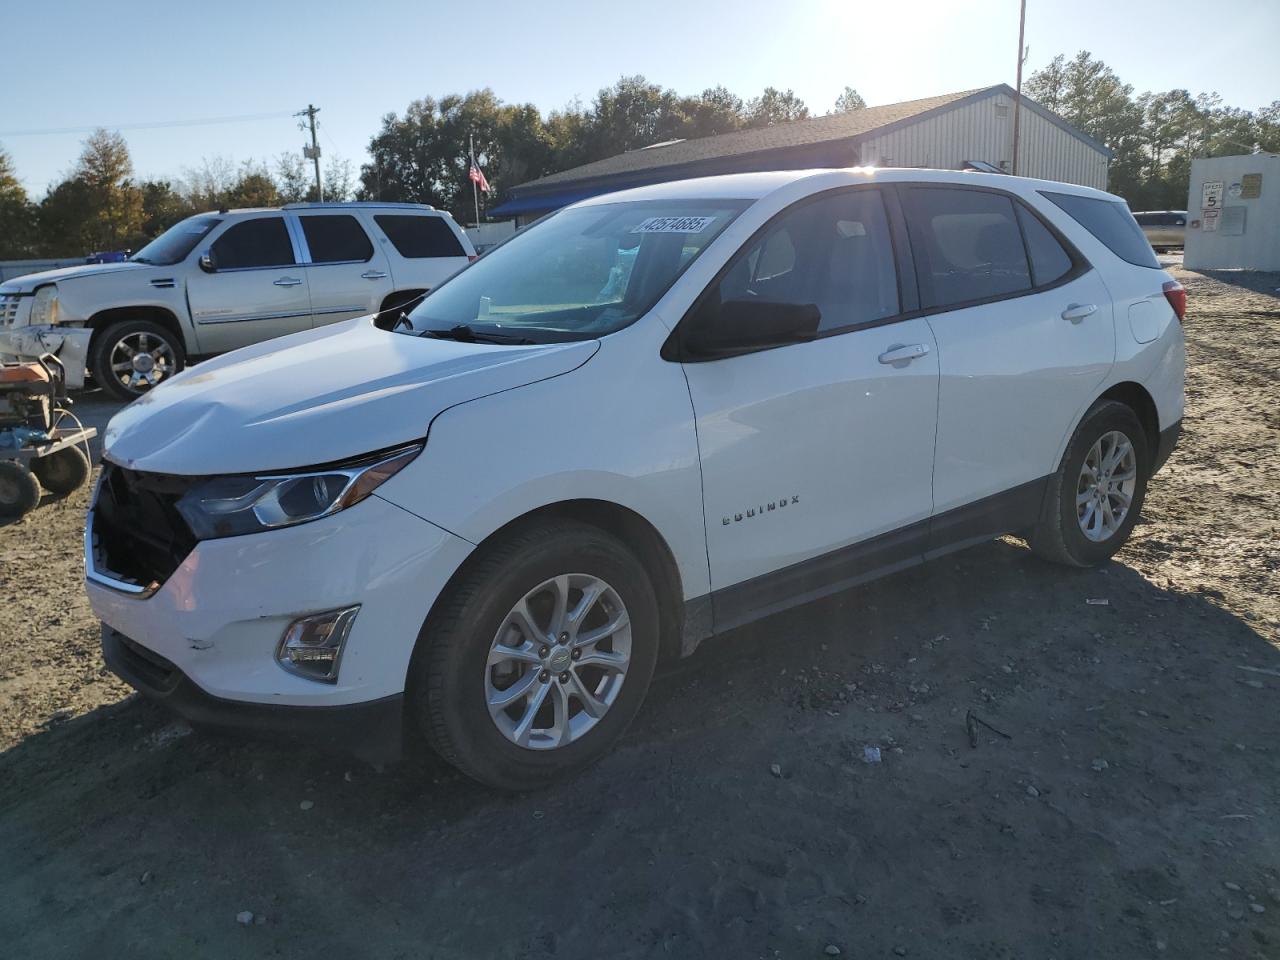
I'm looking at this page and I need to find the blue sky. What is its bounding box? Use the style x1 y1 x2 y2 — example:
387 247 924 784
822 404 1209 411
4 0 1278 195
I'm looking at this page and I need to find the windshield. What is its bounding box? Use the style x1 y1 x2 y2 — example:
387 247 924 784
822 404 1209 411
130 215 222 266
406 199 749 342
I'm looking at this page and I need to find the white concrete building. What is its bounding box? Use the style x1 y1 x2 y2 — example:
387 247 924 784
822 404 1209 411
1184 154 1280 271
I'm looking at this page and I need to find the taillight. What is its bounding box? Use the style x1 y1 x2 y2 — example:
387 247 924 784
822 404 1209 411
1162 280 1186 321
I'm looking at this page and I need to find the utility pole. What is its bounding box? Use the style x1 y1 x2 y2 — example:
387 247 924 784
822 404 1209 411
1011 0 1027 176
296 104 323 201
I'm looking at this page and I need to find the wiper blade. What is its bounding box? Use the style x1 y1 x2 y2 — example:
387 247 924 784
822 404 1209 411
419 323 535 345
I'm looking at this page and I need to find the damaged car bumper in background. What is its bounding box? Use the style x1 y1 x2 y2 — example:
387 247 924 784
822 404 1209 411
0 327 92 390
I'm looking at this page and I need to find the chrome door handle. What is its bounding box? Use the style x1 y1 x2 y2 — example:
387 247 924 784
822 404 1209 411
878 343 930 365
273 276 303 287
361 270 389 280
1061 303 1097 323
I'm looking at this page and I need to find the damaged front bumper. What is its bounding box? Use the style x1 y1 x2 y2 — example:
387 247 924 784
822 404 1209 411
0 326 92 389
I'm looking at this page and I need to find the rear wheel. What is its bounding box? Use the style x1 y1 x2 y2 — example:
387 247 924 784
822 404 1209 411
409 521 660 790
0 461 41 519
31 446 91 496
91 320 186 401
1029 400 1150 567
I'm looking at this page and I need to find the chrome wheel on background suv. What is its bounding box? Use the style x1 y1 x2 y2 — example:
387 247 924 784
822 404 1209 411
91 319 186 401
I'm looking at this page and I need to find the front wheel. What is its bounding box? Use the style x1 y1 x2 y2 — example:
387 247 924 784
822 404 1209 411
91 320 186 401
1028 400 1150 567
410 521 660 790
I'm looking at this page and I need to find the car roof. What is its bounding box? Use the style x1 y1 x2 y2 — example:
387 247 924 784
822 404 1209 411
211 202 449 216
572 167 1123 210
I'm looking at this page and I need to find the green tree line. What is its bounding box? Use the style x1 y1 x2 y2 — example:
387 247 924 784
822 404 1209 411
0 131 354 259
1026 51 1279 210
2 58 1275 259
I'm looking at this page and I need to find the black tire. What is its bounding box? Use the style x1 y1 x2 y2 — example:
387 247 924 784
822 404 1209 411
1028 400 1150 567
0 461 42 519
31 446 91 496
409 520 660 791
91 319 186 402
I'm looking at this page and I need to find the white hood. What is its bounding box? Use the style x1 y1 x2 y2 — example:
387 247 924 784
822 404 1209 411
104 317 599 475
0 261 150 292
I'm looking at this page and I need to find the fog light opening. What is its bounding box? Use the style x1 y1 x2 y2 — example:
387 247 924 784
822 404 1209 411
276 606 360 683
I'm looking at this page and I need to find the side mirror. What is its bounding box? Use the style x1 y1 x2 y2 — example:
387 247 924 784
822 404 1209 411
198 249 217 273
681 298 821 359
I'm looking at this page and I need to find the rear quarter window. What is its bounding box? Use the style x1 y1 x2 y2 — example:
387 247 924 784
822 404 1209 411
374 214 466 258
1041 192 1160 269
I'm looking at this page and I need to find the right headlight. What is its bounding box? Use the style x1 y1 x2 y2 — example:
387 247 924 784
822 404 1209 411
29 285 59 326
175 443 421 540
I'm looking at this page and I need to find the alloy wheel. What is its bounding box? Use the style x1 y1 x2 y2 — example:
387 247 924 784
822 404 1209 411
484 573 631 750
1076 430 1137 541
109 331 176 393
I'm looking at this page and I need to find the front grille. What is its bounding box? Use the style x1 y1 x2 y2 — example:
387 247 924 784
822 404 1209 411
93 464 199 588
0 295 20 327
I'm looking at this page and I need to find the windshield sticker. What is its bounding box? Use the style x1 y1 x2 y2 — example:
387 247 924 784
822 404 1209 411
632 216 716 234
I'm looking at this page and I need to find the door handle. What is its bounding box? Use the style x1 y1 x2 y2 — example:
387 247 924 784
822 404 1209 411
361 270 389 280
877 343 930 366
1061 303 1097 323
273 277 303 287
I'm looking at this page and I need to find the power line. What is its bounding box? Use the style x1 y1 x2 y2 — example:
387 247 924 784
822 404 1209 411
0 111 296 138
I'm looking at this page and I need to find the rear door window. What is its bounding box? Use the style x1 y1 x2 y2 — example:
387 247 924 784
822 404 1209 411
299 215 373 263
375 215 466 258
212 217 295 269
902 188 1031 309
1015 204 1074 287
1041 192 1160 269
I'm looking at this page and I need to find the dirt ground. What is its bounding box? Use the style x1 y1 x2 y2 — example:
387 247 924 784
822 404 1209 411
1 267 1278 959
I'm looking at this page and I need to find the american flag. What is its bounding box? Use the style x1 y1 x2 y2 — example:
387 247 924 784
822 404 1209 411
469 161 491 194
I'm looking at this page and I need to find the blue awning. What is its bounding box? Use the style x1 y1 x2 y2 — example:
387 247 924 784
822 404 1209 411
487 186 613 217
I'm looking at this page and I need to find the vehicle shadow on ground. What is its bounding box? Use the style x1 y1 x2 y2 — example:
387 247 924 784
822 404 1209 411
3 537 1278 959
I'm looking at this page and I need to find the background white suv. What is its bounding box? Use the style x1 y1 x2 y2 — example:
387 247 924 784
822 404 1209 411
86 169 1185 790
0 202 475 400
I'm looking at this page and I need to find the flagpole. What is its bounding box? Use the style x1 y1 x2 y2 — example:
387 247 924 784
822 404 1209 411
470 132 481 230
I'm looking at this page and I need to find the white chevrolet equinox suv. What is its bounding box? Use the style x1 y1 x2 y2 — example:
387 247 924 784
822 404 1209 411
86 169 1186 790
0 202 474 400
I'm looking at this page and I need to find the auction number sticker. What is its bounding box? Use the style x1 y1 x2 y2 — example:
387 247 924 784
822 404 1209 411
632 216 716 234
